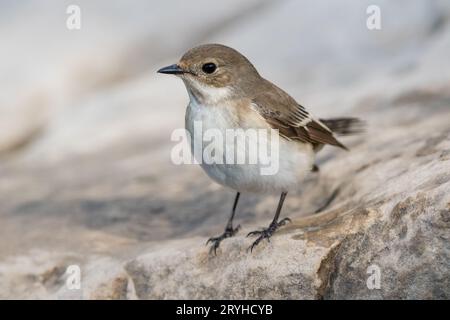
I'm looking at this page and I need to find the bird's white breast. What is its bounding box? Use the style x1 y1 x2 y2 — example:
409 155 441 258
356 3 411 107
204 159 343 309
185 98 315 194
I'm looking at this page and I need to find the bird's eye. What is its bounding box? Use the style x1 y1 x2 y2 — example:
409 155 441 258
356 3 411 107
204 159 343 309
202 63 217 74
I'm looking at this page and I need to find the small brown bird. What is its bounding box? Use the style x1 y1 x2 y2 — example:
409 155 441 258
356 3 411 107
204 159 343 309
158 44 362 253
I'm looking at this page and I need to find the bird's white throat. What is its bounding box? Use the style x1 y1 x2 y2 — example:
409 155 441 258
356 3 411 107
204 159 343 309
183 78 234 105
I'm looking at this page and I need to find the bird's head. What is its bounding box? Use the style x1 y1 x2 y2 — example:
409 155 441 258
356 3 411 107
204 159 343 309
157 44 260 104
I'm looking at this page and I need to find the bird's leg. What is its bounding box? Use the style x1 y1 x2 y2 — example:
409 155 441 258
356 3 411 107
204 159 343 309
206 192 241 254
247 192 291 252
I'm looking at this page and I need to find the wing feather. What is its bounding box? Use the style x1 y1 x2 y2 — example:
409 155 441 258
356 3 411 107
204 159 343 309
251 80 347 150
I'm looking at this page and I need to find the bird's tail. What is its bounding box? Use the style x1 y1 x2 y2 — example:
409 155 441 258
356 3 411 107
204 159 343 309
320 117 365 136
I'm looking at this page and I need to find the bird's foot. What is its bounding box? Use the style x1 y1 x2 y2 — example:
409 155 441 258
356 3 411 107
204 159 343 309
206 225 240 255
247 217 291 252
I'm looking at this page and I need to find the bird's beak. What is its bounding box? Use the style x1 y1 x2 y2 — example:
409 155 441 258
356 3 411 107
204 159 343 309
157 64 185 75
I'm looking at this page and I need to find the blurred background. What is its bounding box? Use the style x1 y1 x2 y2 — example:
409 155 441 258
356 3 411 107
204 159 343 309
0 0 449 299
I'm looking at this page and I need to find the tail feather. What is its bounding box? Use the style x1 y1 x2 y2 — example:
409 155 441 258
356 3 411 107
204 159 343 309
320 117 365 136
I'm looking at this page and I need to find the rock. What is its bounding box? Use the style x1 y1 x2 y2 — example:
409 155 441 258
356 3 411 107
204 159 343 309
124 176 449 299
0 1 449 299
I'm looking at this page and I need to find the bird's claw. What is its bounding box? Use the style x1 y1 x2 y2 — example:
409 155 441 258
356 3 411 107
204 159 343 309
247 217 291 252
277 217 291 226
206 225 240 255
246 230 263 237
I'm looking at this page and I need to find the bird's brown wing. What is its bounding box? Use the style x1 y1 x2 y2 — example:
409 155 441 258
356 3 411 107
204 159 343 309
251 81 347 150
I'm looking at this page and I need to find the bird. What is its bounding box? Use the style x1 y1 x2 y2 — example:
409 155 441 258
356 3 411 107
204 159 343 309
157 44 363 253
